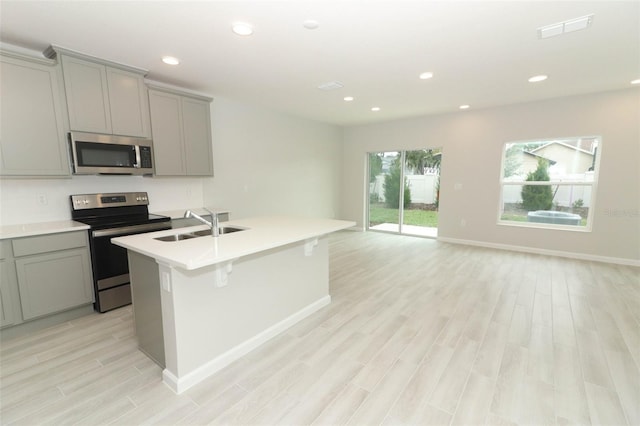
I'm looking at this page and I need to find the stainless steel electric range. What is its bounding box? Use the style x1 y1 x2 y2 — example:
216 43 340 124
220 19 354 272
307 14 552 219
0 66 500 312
70 192 171 312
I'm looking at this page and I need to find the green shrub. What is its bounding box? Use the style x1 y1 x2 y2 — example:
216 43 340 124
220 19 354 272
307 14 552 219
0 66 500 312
521 158 553 211
383 160 411 208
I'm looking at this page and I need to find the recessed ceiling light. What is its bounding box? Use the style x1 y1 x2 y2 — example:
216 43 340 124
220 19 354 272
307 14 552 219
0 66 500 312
528 75 548 83
303 20 319 30
419 72 434 80
344 96 354 102
631 79 640 85
459 105 470 110
371 107 381 112
161 56 180 65
232 22 253 36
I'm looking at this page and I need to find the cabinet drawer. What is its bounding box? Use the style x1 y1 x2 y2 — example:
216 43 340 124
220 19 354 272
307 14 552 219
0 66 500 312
0 240 12 260
12 232 87 257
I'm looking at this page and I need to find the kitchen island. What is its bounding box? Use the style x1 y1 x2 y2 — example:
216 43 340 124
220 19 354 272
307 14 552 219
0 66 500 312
112 216 354 394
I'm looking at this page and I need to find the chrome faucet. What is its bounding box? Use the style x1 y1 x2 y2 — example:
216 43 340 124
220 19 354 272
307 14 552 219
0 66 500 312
184 208 219 237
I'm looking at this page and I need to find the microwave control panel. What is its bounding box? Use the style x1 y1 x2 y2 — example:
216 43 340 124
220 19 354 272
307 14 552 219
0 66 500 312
140 146 153 169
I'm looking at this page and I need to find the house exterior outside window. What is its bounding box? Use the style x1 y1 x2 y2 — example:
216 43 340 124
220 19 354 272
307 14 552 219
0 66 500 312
498 136 601 231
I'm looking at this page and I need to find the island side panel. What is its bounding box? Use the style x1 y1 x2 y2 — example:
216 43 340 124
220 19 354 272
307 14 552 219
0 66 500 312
128 250 165 367
160 237 330 392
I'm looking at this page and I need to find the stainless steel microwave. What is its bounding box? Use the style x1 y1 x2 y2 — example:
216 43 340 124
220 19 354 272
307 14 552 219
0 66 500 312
69 131 154 175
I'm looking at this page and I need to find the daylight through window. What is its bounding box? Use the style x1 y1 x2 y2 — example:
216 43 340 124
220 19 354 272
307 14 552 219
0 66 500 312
499 136 600 230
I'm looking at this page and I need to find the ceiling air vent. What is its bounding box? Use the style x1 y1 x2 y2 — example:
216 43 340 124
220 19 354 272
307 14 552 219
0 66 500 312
317 81 344 91
538 14 594 39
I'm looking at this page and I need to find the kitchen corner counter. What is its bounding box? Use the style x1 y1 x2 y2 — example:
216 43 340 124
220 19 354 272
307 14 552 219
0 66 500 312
112 216 354 270
0 220 89 240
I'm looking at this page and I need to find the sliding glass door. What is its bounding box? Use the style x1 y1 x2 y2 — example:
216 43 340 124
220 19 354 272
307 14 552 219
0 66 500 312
368 151 401 233
368 148 441 237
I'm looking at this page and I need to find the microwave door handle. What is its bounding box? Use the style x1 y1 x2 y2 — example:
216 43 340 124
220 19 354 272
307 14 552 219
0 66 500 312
134 145 141 168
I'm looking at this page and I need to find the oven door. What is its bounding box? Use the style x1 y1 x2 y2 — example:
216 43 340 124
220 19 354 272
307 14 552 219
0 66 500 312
90 222 170 312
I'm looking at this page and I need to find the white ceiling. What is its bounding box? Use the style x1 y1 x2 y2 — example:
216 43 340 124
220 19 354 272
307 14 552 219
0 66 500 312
1 1 638 126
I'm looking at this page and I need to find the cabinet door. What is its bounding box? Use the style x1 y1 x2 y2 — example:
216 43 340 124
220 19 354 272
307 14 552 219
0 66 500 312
61 55 112 134
148 90 186 175
0 55 70 176
15 248 93 321
106 67 151 138
0 260 18 328
182 97 214 176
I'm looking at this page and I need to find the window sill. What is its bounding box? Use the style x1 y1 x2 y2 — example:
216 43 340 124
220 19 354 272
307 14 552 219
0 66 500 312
497 220 592 232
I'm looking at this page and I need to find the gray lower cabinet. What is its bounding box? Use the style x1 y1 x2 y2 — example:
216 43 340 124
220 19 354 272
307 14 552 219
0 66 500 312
0 241 18 328
0 261 17 327
15 248 93 320
0 51 70 177
0 231 94 337
148 85 213 176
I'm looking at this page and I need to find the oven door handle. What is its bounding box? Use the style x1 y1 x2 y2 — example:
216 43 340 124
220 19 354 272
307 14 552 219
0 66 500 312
92 222 171 238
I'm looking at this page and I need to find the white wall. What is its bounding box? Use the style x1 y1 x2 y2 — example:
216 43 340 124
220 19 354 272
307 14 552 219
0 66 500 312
203 97 342 219
0 175 204 225
0 98 342 225
341 89 640 263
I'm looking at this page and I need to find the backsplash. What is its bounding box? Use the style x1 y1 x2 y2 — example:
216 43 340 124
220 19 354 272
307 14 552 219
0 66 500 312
0 175 207 225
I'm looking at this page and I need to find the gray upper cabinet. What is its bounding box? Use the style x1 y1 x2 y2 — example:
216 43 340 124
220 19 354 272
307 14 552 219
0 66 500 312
47 46 151 138
148 85 213 176
106 67 151 137
182 97 214 176
148 90 185 175
0 52 70 177
60 55 111 134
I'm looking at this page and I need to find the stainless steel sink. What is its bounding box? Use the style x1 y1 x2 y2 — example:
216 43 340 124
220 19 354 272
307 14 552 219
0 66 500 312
218 226 246 235
154 233 197 242
154 227 247 242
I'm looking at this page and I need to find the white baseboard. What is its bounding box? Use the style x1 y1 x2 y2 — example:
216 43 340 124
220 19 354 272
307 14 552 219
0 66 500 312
163 295 332 394
437 237 640 267
345 226 364 232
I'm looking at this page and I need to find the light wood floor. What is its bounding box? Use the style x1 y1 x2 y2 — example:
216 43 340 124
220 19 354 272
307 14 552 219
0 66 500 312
1 231 639 425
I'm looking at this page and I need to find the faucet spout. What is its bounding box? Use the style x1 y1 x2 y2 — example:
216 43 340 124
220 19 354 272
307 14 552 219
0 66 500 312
183 209 219 237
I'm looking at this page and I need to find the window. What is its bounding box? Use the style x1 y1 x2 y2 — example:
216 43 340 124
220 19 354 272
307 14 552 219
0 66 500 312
498 136 600 231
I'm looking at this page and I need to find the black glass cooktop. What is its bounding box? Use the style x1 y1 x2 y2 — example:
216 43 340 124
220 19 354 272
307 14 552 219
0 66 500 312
74 213 170 229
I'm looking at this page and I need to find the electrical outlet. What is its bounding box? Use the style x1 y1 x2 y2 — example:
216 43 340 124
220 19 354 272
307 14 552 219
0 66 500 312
37 194 48 205
460 218 466 227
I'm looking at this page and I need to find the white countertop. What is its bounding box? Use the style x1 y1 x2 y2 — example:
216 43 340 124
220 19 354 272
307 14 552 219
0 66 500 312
153 208 230 220
0 220 89 240
112 216 355 270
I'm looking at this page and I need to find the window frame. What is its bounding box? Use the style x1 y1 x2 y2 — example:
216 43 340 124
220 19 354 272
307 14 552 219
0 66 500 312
497 136 602 232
